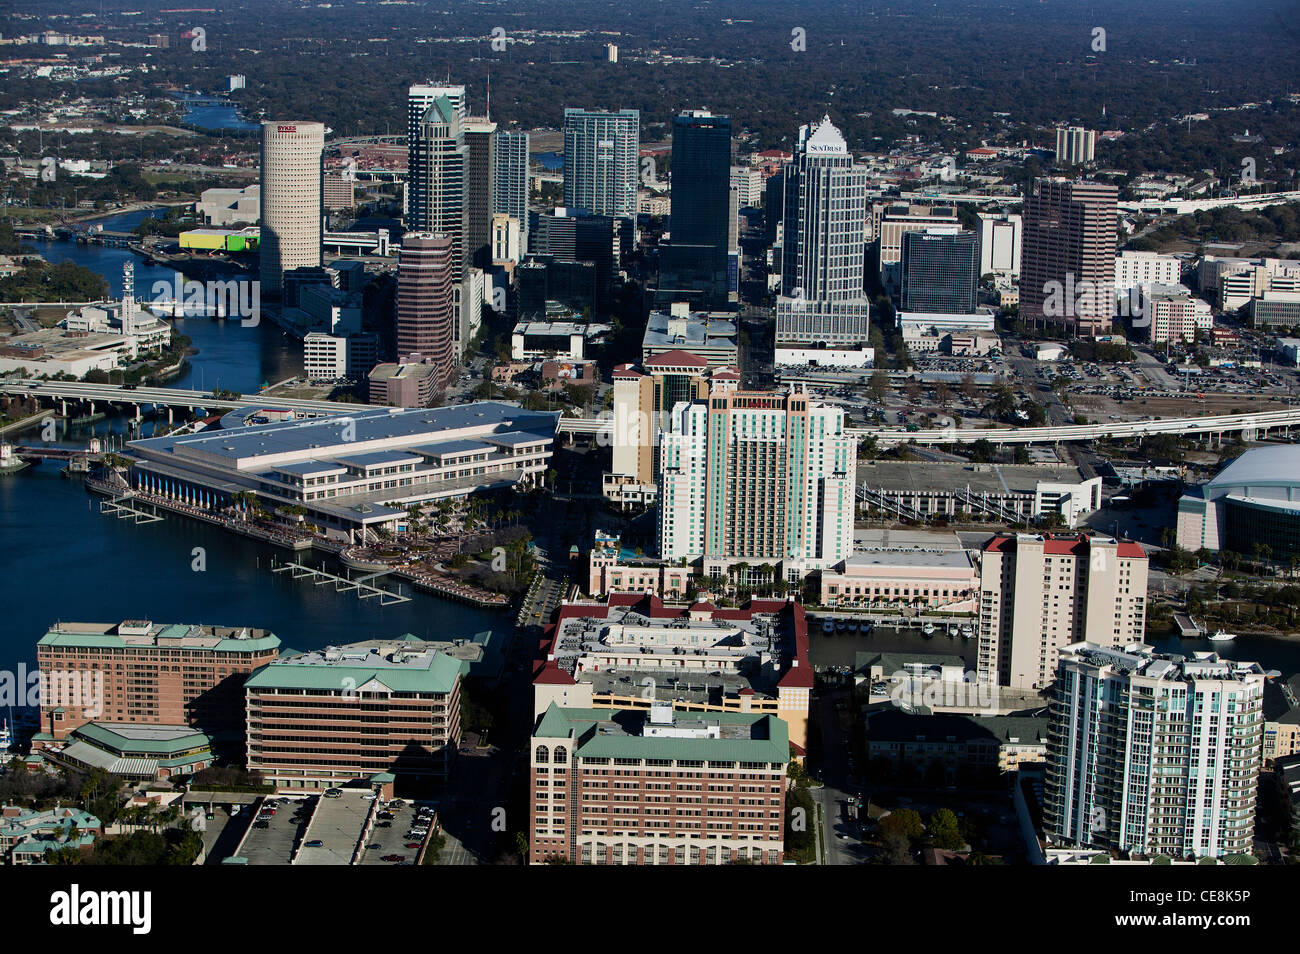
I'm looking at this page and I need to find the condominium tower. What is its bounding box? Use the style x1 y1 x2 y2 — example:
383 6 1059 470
562 108 640 221
977 534 1149 690
1044 643 1263 858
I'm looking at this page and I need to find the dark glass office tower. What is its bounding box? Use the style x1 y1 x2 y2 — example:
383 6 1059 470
900 230 980 313
656 110 732 311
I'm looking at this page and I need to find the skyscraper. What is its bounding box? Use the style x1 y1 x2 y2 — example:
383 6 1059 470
658 384 857 578
463 117 497 270
407 86 468 274
656 110 732 310
774 116 870 358
900 230 979 313
492 129 530 249
1044 643 1263 859
562 108 639 221
259 121 324 295
394 232 456 390
1020 177 1118 336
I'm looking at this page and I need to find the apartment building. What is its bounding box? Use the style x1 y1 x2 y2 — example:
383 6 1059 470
1044 643 1264 859
977 534 1149 690
34 620 281 745
529 702 789 864
658 384 856 580
533 593 814 751
245 640 465 792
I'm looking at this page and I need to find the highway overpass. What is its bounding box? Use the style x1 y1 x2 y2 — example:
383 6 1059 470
5 379 1299 447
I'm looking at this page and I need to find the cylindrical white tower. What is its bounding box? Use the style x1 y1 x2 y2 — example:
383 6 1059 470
259 121 324 295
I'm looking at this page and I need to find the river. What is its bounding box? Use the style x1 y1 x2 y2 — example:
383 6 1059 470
1 218 504 684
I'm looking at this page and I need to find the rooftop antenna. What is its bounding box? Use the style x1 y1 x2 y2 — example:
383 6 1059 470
486 73 491 121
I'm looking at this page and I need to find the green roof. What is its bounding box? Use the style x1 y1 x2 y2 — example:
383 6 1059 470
245 651 465 694
73 722 212 756
534 705 789 764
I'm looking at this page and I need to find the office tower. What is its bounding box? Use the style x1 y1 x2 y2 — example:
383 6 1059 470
562 108 639 221
394 232 456 389
873 202 961 297
530 703 789 865
464 117 496 269
35 620 280 747
1045 643 1264 858
977 534 1148 691
491 213 521 265
774 116 870 353
658 384 856 576
407 88 468 274
1020 177 1118 336
763 170 784 246
492 129 530 249
900 230 979 313
1055 126 1097 165
656 110 732 311
259 121 324 295
245 640 464 791
528 207 618 316
978 212 1022 278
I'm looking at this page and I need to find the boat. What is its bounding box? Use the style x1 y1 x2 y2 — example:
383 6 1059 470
947 625 958 638
835 619 847 633
921 622 936 636
845 620 858 633
959 624 974 639
0 715 12 759
1209 630 1236 642
822 619 834 635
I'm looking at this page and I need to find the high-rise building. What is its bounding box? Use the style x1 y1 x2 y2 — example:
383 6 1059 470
464 117 497 269
657 110 732 311
259 121 324 295
394 233 457 390
658 384 857 579
873 202 961 298
492 129 530 250
1054 126 1097 165
34 620 280 749
602 354 720 507
774 116 870 356
1020 177 1118 336
977 534 1149 691
1044 643 1264 858
978 212 1022 278
900 230 979 313
407 88 468 274
529 702 789 865
245 640 465 792
562 108 640 221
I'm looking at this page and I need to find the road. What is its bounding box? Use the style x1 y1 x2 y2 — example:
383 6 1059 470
813 686 867 865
